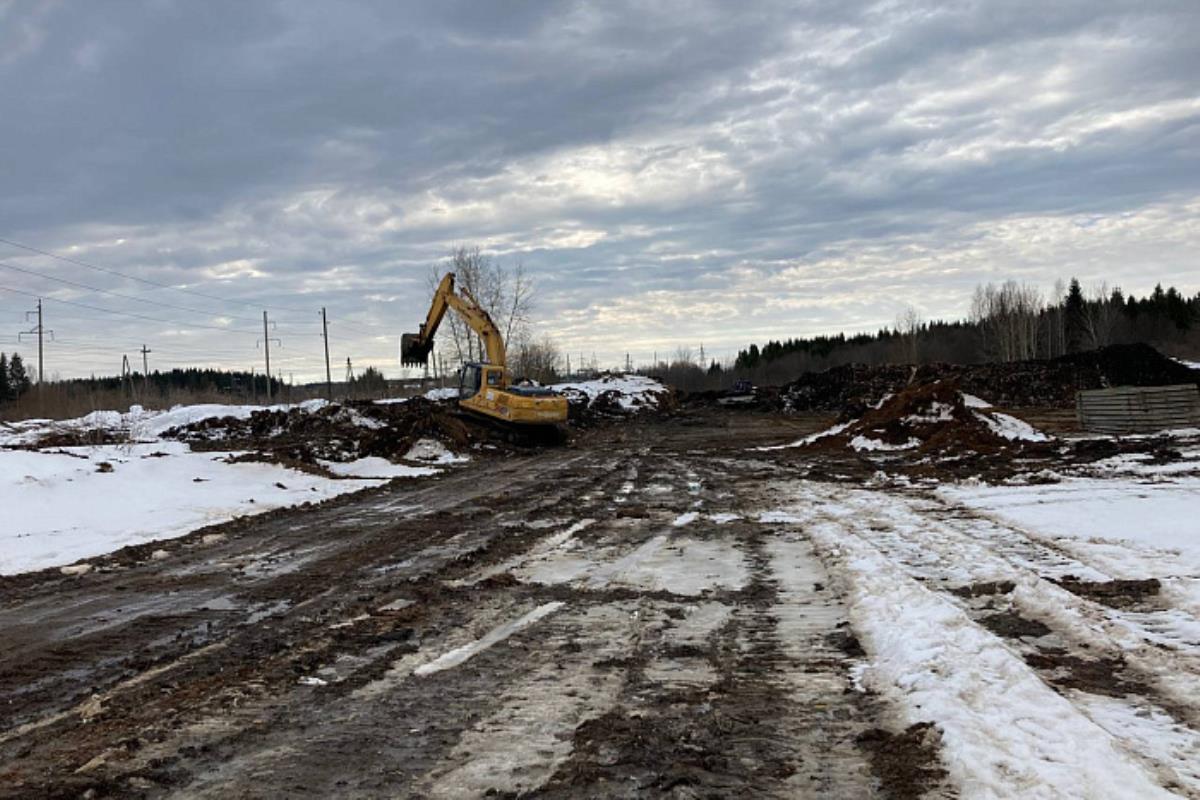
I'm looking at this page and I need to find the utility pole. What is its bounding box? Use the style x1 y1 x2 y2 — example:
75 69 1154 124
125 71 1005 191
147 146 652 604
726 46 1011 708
257 311 281 402
625 353 632 373
121 355 132 397
262 311 272 401
139 344 152 398
19 298 53 392
321 307 333 402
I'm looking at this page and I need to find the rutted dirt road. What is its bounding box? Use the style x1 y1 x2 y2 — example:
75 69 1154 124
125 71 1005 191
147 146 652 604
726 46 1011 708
4 410 1198 798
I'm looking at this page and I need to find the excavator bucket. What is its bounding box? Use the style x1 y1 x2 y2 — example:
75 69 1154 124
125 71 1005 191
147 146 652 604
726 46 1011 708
400 333 432 366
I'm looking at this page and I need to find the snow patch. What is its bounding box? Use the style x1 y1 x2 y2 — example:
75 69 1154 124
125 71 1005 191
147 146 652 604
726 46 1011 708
319 457 440 480
805 515 1178 799
551 374 668 413
850 435 920 452
414 602 565 676
755 422 849 451
0 443 384 575
404 438 469 464
976 410 1050 442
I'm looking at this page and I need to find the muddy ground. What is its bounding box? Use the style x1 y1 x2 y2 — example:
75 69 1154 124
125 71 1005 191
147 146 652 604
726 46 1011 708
1 407 1194 798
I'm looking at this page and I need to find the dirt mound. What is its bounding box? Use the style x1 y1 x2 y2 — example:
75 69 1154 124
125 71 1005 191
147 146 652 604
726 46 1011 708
558 375 676 426
780 343 1199 412
806 380 1051 458
169 398 477 466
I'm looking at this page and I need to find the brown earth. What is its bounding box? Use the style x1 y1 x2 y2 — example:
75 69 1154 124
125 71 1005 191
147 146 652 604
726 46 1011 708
1 411 956 799
4 404 1195 798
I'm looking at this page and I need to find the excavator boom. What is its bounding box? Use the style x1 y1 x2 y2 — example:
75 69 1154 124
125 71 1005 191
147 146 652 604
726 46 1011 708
400 273 505 368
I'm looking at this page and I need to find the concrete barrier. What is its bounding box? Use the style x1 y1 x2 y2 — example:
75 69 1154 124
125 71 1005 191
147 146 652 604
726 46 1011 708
1076 384 1200 434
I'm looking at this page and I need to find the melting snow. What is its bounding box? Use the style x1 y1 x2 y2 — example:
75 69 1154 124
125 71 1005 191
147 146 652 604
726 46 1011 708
404 438 470 464
319 457 440 479
755 422 850 451
551 374 668 412
807 519 1179 799
414 602 565 676
849 435 920 452
976 410 1050 442
0 442 380 575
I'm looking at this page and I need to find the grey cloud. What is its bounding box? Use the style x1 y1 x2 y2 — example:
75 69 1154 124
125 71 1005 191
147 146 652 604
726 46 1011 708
0 0 1197 377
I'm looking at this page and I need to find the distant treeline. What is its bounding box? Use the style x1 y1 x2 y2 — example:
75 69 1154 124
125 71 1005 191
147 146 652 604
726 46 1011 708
80 367 281 398
729 280 1199 382
0 363 401 422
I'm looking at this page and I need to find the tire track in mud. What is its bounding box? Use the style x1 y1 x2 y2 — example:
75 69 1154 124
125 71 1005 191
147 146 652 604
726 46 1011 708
0 449 616 798
777 481 1200 797
2 418 952 799
483 455 939 798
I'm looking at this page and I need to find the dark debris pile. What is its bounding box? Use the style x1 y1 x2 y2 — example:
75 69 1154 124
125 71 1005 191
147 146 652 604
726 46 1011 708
168 398 478 466
780 344 1198 413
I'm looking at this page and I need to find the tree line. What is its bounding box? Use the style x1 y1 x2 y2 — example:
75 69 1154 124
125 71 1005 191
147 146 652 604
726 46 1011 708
721 278 1199 388
0 352 33 404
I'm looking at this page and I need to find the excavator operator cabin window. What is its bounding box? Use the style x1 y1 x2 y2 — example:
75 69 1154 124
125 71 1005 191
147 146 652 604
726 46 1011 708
460 365 481 399
486 370 502 387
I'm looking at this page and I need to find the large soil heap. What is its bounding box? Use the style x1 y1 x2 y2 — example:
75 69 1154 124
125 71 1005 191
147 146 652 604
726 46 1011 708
781 344 1198 413
806 380 1051 458
169 398 475 465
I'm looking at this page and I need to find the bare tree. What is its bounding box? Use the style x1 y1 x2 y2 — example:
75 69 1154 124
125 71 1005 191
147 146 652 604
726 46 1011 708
511 335 561 383
1044 278 1067 358
897 306 923 363
426 246 535 370
1081 282 1119 349
971 281 1043 362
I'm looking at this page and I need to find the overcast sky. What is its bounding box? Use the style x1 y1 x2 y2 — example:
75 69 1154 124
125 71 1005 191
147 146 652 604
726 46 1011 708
1 0 1197 381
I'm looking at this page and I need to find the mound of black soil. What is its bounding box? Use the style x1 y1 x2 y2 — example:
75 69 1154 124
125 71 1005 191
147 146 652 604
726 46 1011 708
779 344 1197 413
168 398 477 465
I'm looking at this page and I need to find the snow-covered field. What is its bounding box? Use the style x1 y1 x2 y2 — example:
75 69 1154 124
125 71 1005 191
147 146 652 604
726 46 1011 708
0 400 464 576
0 441 379 575
939 477 1200 577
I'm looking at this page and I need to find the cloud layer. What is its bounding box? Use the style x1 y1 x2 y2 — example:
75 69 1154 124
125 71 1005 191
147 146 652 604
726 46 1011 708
1 0 1197 378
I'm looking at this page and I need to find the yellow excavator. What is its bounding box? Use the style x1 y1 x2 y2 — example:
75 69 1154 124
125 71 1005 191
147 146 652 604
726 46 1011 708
401 272 568 427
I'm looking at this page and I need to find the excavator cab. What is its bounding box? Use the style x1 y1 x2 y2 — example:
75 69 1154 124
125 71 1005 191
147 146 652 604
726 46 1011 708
459 363 483 399
457 363 506 400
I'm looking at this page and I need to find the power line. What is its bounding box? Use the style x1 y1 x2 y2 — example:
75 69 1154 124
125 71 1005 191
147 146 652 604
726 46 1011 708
0 259 265 324
0 282 262 334
0 235 396 333
0 235 307 312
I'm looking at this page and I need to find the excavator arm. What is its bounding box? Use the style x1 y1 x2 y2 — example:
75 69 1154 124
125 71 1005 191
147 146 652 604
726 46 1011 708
400 273 507 368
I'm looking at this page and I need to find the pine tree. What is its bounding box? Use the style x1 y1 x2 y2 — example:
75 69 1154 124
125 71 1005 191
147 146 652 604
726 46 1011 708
0 353 9 402
9 352 31 396
1064 278 1086 354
